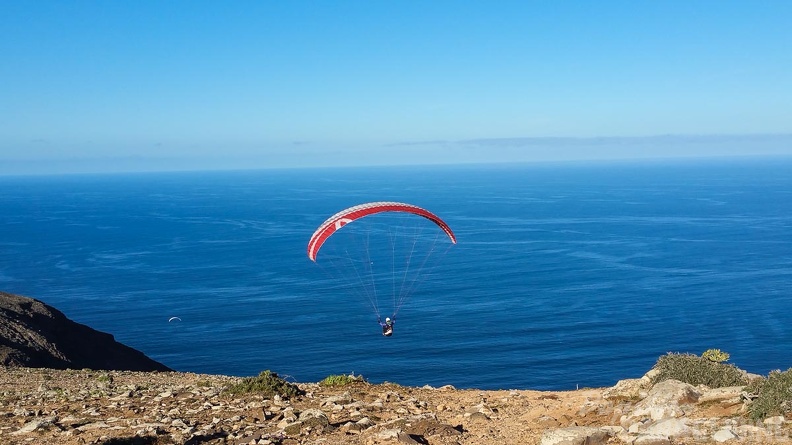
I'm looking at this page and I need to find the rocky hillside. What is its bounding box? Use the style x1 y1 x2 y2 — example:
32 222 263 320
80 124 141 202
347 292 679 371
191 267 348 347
0 291 171 371
0 366 790 445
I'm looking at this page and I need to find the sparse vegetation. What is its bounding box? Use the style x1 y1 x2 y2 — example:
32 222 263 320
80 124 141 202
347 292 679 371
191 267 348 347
702 348 730 363
746 368 792 421
651 352 748 388
224 370 303 398
319 373 365 387
96 373 113 384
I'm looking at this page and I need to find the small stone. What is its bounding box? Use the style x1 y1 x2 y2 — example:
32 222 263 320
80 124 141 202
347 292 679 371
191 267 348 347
356 417 375 429
13 408 33 417
12 418 54 435
633 434 671 445
712 428 737 442
397 431 421 444
764 415 785 426
376 428 401 440
468 412 489 422
283 420 303 436
642 418 691 438
323 392 352 405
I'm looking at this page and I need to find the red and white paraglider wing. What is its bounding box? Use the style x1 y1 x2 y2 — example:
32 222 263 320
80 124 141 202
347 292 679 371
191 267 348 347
307 201 456 262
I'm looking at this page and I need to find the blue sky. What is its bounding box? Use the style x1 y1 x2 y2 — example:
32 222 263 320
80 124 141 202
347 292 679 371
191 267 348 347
1 1 791 174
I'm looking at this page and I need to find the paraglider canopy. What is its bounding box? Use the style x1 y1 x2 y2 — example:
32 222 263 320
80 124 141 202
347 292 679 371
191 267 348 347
307 201 456 262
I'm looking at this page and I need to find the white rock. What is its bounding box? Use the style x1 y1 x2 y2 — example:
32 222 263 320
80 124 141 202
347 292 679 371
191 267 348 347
643 418 692 438
764 415 785 426
604 378 652 400
698 386 744 403
628 380 700 421
323 392 352 405
12 418 54 435
633 434 671 445
540 426 610 445
356 417 375 428
617 432 638 444
600 425 624 436
645 380 701 405
375 428 402 439
712 428 737 442
733 424 768 440
633 404 686 421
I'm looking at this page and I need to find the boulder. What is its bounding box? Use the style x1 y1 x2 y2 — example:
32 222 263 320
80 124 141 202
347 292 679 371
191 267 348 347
698 386 744 404
322 392 353 406
712 428 738 442
604 377 653 401
642 418 692 438
628 380 700 421
633 434 671 445
297 408 331 432
643 380 701 405
764 415 785 427
540 426 610 445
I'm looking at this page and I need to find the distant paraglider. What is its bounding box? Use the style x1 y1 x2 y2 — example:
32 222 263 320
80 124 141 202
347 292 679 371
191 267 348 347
168 316 182 322
307 201 456 335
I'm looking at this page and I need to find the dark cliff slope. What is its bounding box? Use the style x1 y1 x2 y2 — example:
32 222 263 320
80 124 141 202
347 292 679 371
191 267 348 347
0 291 172 371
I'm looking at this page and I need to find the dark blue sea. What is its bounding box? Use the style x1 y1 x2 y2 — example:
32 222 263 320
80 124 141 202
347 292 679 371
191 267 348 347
1 157 791 390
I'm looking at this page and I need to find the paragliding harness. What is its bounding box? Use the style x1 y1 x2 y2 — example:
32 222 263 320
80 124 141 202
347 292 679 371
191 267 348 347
378 317 394 337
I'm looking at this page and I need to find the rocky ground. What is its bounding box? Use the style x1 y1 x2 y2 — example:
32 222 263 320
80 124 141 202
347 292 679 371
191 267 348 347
1 367 790 445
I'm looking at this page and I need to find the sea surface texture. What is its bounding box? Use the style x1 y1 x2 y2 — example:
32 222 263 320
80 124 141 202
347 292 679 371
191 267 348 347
1 158 791 390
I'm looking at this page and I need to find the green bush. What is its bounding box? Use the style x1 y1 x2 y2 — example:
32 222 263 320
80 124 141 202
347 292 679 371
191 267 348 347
94 373 113 383
651 353 748 388
746 368 792 421
319 373 365 387
225 370 303 398
702 348 730 363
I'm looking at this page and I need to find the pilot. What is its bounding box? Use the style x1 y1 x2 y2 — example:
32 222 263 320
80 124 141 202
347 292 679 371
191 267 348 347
378 317 394 337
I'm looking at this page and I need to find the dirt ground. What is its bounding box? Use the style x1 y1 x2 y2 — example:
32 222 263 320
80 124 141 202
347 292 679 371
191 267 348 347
0 367 788 445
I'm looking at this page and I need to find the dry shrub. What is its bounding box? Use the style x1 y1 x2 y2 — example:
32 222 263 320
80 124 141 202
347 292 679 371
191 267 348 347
746 368 792 421
651 353 748 388
225 370 303 398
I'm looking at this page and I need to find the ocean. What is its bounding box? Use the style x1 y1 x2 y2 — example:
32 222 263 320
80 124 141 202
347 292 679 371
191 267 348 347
1 157 791 390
